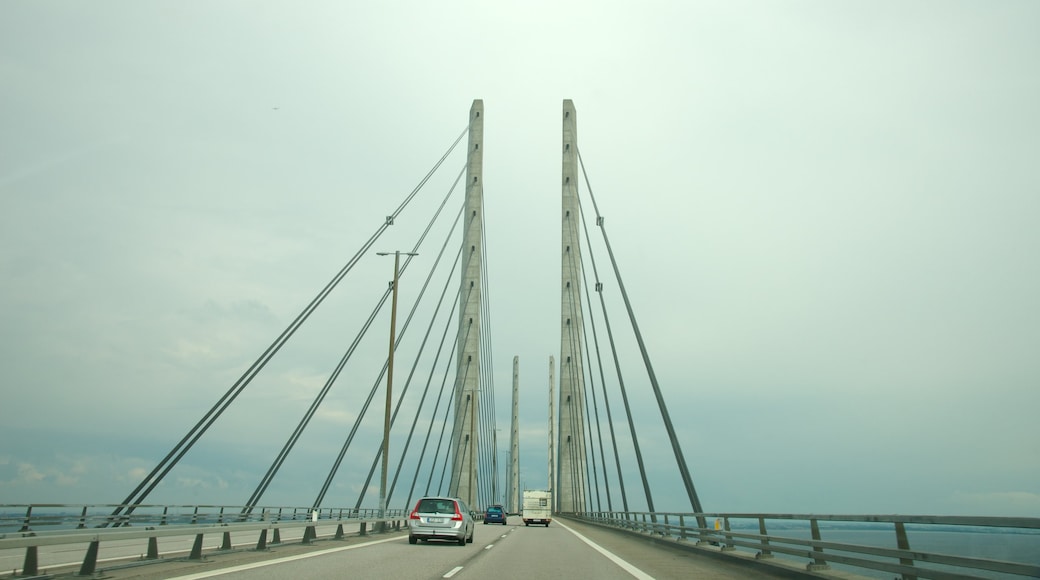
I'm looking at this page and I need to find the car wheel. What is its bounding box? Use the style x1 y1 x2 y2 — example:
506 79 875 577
408 535 417 545
457 535 466 546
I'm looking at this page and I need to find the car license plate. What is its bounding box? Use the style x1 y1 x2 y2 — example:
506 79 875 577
427 517 444 523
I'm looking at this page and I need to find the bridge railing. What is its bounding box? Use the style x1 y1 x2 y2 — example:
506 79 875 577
0 503 407 576
571 511 1040 580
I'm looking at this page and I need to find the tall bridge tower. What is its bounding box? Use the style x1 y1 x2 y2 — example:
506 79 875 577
557 99 587 512
450 99 483 507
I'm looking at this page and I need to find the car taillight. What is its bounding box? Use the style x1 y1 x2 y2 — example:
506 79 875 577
451 503 463 521
409 500 421 520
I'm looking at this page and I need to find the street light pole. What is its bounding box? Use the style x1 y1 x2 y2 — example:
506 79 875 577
376 250 417 528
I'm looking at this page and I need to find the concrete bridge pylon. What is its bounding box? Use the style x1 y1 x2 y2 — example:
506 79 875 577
450 99 483 508
557 99 587 512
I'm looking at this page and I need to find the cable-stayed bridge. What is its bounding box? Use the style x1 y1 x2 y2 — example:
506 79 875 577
2 101 1038 580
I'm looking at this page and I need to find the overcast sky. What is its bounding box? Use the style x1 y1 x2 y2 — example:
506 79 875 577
2 1 1038 518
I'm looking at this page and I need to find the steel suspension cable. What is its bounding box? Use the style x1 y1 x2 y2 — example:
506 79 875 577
311 161 468 509
388 247 463 506
563 209 597 511
577 147 704 519
111 125 469 521
576 201 629 514
576 208 615 512
402 331 458 508
574 188 653 515
351 201 467 509
477 200 499 507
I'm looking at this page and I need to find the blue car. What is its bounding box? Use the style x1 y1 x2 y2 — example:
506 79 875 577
483 504 507 525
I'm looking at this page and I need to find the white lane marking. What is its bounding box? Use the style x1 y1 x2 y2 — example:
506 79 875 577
166 535 402 579
443 565 464 577
484 544 494 550
554 520 655 580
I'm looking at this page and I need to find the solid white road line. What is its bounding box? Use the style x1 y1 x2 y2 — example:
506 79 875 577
554 520 655 580
166 535 402 579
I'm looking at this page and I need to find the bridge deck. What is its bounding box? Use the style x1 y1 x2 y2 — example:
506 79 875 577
4 515 873 580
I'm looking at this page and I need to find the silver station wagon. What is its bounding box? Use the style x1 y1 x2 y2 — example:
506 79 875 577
407 496 475 546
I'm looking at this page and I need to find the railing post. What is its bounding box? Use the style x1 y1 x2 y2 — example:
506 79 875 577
272 527 281 544
335 523 345 539
79 539 100 575
147 536 159 559
22 546 38 576
160 506 169 526
679 514 688 541
189 534 204 559
895 522 917 580
78 505 88 529
220 530 232 550
303 525 316 544
756 517 773 559
255 528 269 551
360 522 367 536
19 505 32 532
807 518 829 571
722 517 735 551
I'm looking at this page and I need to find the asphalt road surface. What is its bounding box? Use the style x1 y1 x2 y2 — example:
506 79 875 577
8 516 813 579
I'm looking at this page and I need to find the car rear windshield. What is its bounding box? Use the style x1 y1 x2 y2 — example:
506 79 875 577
417 499 457 514
487 507 502 513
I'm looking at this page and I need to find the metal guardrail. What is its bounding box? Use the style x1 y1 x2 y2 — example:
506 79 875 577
0 503 408 576
571 511 1040 580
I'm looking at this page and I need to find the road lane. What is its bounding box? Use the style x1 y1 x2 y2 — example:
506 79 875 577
462 516 651 580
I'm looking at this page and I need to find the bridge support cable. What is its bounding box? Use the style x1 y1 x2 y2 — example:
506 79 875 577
249 284 391 511
574 199 630 513
389 277 462 507
250 213 460 511
573 198 655 516
402 332 459 508
577 147 705 523
311 166 469 510
566 215 606 513
350 206 467 510
578 307 604 513
576 233 615 512
110 125 469 520
477 205 499 508
411 333 462 500
563 246 593 512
